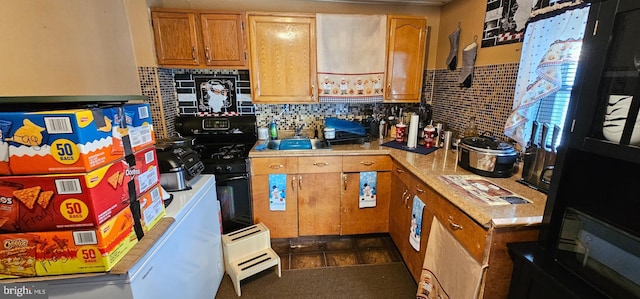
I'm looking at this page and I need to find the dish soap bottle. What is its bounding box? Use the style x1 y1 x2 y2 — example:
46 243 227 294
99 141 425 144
269 119 278 140
464 116 479 138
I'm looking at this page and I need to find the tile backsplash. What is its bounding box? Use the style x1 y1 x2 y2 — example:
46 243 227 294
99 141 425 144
138 63 519 143
431 63 519 143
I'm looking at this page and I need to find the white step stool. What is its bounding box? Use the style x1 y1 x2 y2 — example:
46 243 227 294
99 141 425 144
222 222 281 296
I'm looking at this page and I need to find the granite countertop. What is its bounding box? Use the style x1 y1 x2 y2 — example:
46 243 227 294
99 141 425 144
250 138 547 229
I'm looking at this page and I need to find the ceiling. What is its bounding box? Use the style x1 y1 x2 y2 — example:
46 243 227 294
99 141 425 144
305 0 452 6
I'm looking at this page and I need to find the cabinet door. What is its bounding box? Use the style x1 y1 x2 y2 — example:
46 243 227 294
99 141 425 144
389 163 412 257
248 13 317 103
403 176 435 282
341 171 390 235
151 11 201 66
251 174 299 238
200 13 247 68
298 172 341 236
384 16 427 102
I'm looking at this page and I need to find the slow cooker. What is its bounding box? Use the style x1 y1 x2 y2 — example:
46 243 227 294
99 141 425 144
457 134 518 178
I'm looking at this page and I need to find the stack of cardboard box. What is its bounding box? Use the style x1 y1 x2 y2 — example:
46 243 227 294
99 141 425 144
0 102 165 279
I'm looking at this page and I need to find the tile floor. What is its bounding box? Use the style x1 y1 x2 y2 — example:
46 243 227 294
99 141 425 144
270 233 403 270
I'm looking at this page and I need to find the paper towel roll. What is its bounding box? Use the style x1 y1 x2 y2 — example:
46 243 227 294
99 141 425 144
407 114 419 148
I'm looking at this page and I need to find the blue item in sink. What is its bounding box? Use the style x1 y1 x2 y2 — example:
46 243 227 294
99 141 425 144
279 139 312 150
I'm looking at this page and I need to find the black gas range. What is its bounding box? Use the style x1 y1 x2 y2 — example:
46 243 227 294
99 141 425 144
175 115 257 233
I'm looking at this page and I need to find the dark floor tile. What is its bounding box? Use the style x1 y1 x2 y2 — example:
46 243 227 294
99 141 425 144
290 237 326 253
355 236 386 249
279 254 290 270
325 250 359 267
271 238 291 255
290 252 326 269
325 237 356 251
359 248 398 264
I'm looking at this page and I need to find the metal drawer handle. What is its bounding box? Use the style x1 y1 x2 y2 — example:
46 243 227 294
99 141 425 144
343 174 348 190
448 216 463 231
396 167 405 173
360 161 375 166
313 162 329 167
415 185 424 194
404 192 412 209
269 164 284 169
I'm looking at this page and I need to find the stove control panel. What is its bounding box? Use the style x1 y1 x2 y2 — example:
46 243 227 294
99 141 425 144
202 118 229 130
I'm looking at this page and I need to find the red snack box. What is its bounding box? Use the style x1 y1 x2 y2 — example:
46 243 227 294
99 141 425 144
0 107 126 175
0 160 130 233
125 146 160 198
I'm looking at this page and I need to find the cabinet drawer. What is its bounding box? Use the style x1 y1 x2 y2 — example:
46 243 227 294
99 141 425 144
392 161 413 187
251 157 297 175
421 184 489 264
298 156 342 173
343 155 392 172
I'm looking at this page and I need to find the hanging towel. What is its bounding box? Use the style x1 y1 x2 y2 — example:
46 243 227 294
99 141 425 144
268 174 287 211
316 14 386 103
409 196 425 251
359 171 377 208
417 217 487 299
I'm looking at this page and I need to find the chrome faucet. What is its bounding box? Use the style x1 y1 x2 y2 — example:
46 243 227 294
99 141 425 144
294 123 305 137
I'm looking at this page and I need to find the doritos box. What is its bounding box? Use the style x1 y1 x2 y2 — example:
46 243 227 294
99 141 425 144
0 160 130 232
123 103 156 153
0 207 138 278
125 146 160 198
0 107 127 175
137 184 166 234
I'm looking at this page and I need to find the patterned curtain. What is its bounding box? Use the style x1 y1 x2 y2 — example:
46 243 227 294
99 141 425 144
504 4 589 149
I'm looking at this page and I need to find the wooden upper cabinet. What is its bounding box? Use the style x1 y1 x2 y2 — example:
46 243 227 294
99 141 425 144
200 13 247 67
385 15 427 102
151 9 248 69
152 11 201 66
248 13 317 103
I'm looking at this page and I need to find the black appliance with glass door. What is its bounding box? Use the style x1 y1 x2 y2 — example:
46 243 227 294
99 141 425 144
175 115 257 234
508 1 640 298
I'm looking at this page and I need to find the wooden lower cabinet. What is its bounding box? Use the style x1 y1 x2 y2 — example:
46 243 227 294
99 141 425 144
251 156 343 237
298 172 342 235
389 160 539 298
341 155 392 235
341 171 391 235
251 157 299 238
252 155 538 297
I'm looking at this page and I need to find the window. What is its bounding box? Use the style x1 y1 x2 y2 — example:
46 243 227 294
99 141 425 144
503 4 590 150
535 59 580 148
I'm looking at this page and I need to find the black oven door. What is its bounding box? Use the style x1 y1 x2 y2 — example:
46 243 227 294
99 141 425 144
215 173 253 234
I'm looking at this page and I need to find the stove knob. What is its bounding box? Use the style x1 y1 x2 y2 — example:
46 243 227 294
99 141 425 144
225 165 233 173
215 165 224 173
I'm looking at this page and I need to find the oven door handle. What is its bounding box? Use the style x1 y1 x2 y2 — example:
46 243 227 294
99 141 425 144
216 174 249 182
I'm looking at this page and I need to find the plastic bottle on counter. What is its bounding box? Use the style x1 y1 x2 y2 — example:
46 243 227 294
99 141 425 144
269 119 278 140
388 116 396 139
379 119 386 141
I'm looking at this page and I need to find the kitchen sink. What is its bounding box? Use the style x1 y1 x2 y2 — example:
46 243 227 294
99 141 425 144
265 138 331 150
